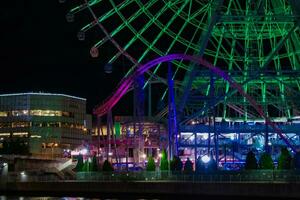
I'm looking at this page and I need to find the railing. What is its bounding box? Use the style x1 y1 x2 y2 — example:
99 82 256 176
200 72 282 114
74 170 300 183
2 170 300 183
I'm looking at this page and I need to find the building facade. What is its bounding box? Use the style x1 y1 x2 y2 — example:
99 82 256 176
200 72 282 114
0 93 92 158
90 116 167 168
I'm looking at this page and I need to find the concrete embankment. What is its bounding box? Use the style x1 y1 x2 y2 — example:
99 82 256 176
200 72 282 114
1 181 300 198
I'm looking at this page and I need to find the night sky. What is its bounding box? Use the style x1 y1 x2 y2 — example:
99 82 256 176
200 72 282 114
0 1 131 115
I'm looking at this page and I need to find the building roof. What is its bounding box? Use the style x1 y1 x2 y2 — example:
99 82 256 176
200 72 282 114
0 92 86 101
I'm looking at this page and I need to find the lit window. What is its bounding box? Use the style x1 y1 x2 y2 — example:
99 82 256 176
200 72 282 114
0 133 10 137
29 110 62 117
30 135 41 138
12 110 29 116
12 122 30 128
12 132 28 137
0 112 8 117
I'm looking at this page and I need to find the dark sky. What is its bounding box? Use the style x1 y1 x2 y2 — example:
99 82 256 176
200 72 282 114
0 0 131 115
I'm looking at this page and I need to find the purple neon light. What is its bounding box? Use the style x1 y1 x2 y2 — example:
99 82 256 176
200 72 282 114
93 54 297 153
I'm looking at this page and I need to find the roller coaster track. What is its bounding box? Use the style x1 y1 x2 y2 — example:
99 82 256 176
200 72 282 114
93 54 297 153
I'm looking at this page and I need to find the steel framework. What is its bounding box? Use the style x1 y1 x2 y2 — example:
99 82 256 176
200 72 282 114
64 0 300 166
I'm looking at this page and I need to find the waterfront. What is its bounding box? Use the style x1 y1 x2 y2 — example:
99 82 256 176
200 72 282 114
1 180 300 199
1 196 298 200
0 197 160 200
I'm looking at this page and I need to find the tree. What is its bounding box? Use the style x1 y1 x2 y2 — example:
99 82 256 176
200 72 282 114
184 158 193 173
245 151 258 170
91 155 98 171
259 152 274 169
160 149 169 170
278 147 292 169
170 156 183 172
146 156 156 171
75 154 84 172
102 160 114 172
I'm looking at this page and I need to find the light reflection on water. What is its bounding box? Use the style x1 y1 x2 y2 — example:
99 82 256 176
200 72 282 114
0 197 159 200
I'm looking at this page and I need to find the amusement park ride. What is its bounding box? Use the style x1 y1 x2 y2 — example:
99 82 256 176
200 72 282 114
62 0 300 168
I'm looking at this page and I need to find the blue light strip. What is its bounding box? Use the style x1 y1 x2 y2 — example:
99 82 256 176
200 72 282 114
0 92 86 101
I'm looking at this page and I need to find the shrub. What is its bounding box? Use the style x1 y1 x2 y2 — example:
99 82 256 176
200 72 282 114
207 159 218 172
259 152 274 169
146 156 156 171
170 156 183 172
278 147 292 169
91 155 99 171
82 160 90 172
245 151 258 170
102 160 114 172
160 149 169 171
293 152 300 169
195 157 205 173
75 154 84 172
184 158 193 173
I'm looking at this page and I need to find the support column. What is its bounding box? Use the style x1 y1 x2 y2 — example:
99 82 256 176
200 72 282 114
96 116 101 162
106 111 111 161
265 122 269 153
148 82 152 117
210 72 218 164
168 62 178 158
194 132 197 165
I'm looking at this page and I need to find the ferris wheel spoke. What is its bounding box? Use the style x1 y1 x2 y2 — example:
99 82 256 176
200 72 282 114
223 40 236 119
157 7 213 101
108 0 196 76
136 0 207 53
106 0 168 65
87 5 138 65
136 0 190 63
90 0 158 55
68 0 101 15
65 0 300 127
80 0 133 34
133 0 191 86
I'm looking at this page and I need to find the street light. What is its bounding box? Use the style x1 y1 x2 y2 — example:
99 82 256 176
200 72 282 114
80 148 88 155
201 155 211 163
142 153 147 159
51 142 58 159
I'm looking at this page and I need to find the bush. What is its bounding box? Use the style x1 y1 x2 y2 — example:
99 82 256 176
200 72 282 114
146 156 156 171
75 154 84 172
245 151 258 170
102 160 114 172
170 156 183 172
278 147 292 169
184 158 193 173
160 149 169 171
207 158 218 172
82 160 90 172
293 152 300 169
91 155 99 171
259 152 274 169
195 157 205 173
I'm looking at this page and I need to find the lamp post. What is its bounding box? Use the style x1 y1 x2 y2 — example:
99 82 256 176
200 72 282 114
52 142 58 159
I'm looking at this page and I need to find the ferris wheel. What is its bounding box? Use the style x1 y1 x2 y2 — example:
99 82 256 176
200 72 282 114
62 0 300 125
